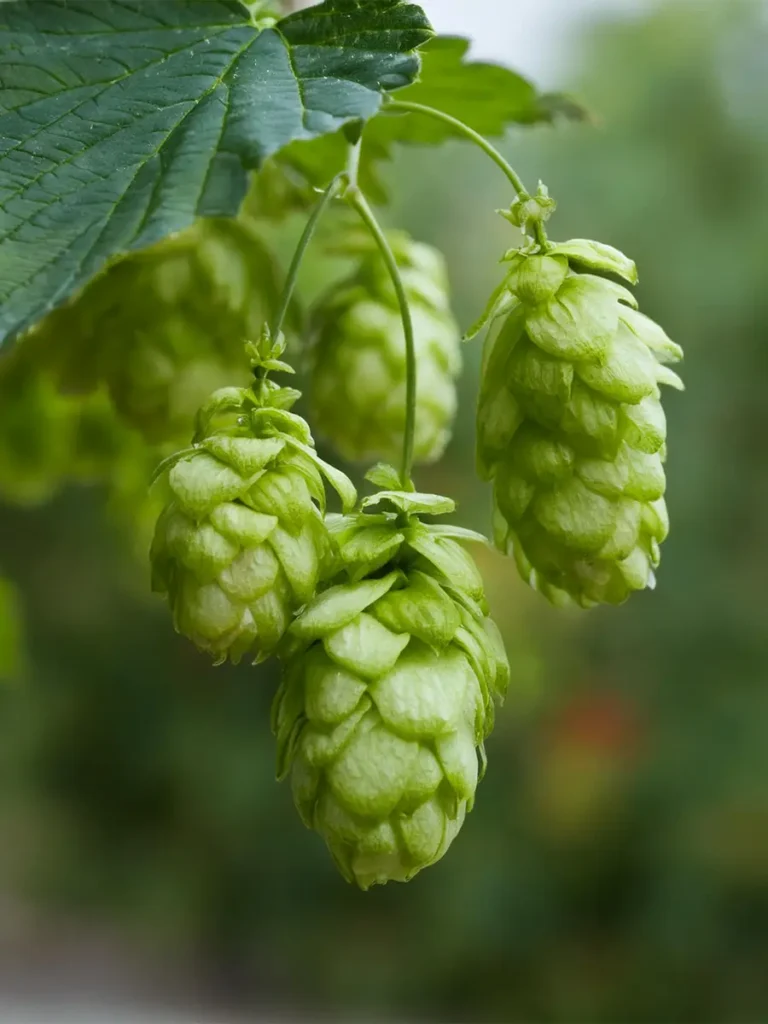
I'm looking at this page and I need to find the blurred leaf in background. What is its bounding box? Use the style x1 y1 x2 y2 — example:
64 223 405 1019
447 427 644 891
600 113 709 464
0 576 23 680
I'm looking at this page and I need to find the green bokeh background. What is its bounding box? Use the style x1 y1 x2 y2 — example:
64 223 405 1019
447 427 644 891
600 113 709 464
1 2 767 1020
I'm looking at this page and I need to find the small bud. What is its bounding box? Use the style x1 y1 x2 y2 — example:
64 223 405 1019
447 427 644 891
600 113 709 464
502 182 557 236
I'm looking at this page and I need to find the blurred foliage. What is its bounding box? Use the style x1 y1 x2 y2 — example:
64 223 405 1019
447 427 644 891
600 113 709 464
28 217 281 445
0 576 23 680
0 209 288 561
0 1 767 1022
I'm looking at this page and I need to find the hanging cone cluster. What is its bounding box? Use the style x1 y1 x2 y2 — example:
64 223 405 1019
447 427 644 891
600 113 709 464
28 218 281 445
150 332 356 665
309 231 461 465
273 479 509 888
475 232 683 607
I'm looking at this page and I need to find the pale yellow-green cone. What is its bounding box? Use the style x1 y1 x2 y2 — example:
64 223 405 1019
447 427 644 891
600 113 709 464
474 237 683 608
273 482 509 889
28 218 281 444
151 335 356 666
309 233 461 465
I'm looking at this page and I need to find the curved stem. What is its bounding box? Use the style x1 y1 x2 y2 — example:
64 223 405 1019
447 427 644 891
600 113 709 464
386 99 529 197
271 172 345 338
347 187 416 490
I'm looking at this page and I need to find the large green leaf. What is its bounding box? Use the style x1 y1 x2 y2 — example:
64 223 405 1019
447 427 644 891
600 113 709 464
0 0 432 347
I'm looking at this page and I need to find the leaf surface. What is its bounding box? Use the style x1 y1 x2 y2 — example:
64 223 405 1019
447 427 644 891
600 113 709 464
0 0 432 345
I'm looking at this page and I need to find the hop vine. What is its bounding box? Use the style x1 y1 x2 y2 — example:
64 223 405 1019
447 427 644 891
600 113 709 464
0 0 684 891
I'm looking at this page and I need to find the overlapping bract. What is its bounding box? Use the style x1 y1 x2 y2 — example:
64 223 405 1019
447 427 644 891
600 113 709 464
28 218 280 444
151 366 356 666
309 233 461 464
273 489 508 888
476 239 683 607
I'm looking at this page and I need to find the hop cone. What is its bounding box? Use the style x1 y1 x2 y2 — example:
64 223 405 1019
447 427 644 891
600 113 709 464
0 352 74 504
475 237 683 607
0 336 124 504
29 218 281 444
309 233 461 464
273 482 509 888
151 334 356 665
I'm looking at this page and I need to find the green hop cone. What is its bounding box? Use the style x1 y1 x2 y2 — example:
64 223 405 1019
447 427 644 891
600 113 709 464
0 352 74 505
0 334 124 504
474 235 684 607
150 333 356 665
309 232 462 465
29 217 281 444
273 480 509 888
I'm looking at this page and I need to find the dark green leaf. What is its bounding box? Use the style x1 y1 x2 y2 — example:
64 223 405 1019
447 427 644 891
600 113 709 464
0 0 432 346
376 36 588 144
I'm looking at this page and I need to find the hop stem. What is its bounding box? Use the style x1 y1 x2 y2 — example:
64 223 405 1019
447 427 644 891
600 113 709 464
271 172 346 339
384 99 548 250
385 100 528 197
347 186 417 490
346 137 362 189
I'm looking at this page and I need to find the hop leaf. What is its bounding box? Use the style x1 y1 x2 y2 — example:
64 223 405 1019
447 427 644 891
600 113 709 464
476 236 683 607
151 365 356 666
273 493 509 889
309 232 462 465
28 218 282 445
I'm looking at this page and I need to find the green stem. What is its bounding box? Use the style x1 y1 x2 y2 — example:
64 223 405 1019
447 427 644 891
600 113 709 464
531 221 548 251
385 99 529 197
346 137 362 190
271 172 345 338
348 187 417 490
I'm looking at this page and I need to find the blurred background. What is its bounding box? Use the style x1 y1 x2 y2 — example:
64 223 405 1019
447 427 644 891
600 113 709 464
1 0 768 1021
